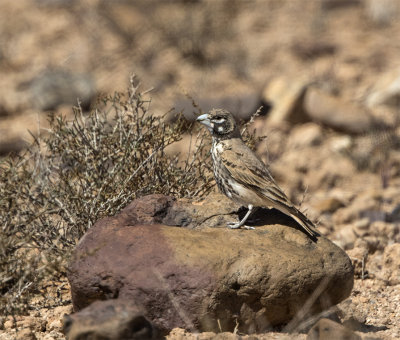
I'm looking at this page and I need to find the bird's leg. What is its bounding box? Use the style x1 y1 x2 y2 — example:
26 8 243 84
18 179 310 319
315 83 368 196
227 204 255 230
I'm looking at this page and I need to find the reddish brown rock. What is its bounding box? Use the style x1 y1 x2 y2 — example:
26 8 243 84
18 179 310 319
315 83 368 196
68 194 354 334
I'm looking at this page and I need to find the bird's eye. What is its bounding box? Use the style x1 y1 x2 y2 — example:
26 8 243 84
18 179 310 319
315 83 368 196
213 117 225 123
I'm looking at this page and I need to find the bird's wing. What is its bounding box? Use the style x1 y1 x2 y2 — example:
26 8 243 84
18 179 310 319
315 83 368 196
219 138 318 238
219 139 293 208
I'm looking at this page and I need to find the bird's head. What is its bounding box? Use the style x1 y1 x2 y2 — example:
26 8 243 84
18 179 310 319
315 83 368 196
197 109 240 139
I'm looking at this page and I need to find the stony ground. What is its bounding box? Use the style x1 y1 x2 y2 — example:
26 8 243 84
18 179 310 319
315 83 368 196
1 0 400 339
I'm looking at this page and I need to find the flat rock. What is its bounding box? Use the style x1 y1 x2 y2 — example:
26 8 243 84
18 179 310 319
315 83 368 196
304 88 380 135
68 194 354 334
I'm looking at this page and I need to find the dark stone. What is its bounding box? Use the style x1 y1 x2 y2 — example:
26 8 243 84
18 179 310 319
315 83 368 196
63 299 159 340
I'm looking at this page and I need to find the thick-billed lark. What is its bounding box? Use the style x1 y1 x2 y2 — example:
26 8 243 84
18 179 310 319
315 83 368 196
197 109 319 239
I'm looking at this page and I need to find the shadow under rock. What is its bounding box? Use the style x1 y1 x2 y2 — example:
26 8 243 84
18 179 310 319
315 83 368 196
360 324 388 333
237 206 320 240
343 317 389 333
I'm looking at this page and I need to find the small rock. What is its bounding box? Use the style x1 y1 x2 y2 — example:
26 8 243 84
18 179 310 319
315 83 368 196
314 197 345 214
262 76 310 125
346 242 369 279
2 315 46 334
338 299 369 332
365 0 400 25
371 221 398 237
63 300 157 340
353 218 370 231
307 318 361 340
3 317 15 330
333 225 357 250
352 218 371 237
304 87 381 135
332 207 357 226
328 136 352 154
41 330 64 340
291 40 336 61
381 243 400 285
15 328 37 340
48 318 63 332
47 305 73 330
19 316 47 333
366 69 400 108
167 328 240 340
342 316 366 332
167 328 187 339
288 123 323 149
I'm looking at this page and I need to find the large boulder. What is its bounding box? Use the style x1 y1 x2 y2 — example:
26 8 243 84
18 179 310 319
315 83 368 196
67 194 354 334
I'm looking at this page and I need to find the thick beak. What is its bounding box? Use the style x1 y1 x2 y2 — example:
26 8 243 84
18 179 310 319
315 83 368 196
196 114 213 131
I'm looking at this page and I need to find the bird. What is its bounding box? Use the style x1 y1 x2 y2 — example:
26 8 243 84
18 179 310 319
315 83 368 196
197 108 319 240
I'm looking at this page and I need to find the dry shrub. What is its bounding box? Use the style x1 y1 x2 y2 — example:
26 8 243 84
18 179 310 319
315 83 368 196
0 78 213 317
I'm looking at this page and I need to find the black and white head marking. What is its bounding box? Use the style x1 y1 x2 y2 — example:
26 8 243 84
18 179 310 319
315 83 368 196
196 109 240 139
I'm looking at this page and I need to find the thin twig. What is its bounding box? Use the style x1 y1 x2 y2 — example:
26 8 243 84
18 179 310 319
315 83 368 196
284 276 332 332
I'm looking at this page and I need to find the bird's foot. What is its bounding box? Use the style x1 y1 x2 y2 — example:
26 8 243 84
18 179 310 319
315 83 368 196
227 222 255 230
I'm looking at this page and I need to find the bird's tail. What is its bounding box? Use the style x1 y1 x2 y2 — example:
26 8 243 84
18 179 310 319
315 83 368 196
286 206 320 240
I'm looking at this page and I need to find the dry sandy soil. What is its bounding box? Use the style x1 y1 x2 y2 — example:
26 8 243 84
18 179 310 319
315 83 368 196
1 0 400 339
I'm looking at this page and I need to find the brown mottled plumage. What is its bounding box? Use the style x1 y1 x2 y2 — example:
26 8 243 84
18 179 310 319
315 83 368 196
197 109 319 240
